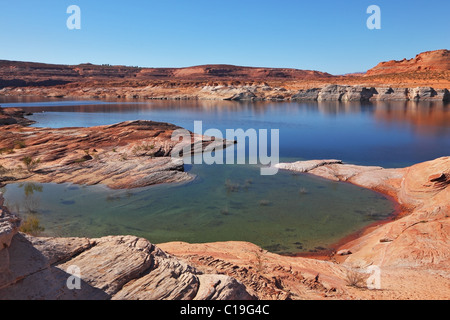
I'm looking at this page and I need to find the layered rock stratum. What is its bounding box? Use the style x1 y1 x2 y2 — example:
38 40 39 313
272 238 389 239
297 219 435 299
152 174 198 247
366 49 450 76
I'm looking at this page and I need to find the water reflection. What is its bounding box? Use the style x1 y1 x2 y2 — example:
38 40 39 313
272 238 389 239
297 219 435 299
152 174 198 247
2 98 447 134
12 183 43 214
373 101 450 135
2 182 45 236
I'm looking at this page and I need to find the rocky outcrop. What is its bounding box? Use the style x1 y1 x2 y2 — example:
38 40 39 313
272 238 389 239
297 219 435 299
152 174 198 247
2 81 448 102
159 241 345 300
291 85 450 102
366 49 450 76
198 84 294 101
291 88 320 100
0 234 255 300
342 86 377 101
225 90 258 101
407 87 449 101
0 117 232 189
317 85 348 101
275 159 343 172
0 60 333 87
375 87 409 101
1 49 449 101
0 107 35 126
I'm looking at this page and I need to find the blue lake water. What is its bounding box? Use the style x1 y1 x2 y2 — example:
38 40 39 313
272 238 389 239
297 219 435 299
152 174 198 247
1 97 449 254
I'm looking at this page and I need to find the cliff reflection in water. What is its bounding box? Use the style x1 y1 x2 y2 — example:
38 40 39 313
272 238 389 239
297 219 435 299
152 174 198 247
8 98 447 135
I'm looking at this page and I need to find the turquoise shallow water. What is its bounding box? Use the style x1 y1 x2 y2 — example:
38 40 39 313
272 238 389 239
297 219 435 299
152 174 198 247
2 166 395 254
1 98 448 254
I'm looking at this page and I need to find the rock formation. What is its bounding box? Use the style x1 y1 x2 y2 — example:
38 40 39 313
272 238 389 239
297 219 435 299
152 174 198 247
0 112 232 189
0 48 449 299
366 49 450 76
0 60 333 85
0 107 35 126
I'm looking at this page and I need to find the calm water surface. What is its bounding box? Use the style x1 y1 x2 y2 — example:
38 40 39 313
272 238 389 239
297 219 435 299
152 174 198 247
1 97 448 254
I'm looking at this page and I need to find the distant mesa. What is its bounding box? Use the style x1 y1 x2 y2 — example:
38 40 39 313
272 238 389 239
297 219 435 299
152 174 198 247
0 60 334 83
366 49 450 76
0 49 448 84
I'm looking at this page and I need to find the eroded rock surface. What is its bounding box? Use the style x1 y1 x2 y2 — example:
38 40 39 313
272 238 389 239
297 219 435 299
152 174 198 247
366 49 450 76
0 117 231 189
0 194 21 250
0 107 35 126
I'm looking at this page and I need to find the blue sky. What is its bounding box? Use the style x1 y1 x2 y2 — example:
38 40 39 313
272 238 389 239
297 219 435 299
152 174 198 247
0 0 449 74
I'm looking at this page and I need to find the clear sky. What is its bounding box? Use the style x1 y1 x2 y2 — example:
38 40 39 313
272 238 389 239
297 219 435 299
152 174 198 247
0 0 449 75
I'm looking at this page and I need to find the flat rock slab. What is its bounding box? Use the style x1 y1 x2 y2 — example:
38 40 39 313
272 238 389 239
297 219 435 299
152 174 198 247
0 120 230 189
274 159 343 172
0 234 255 300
